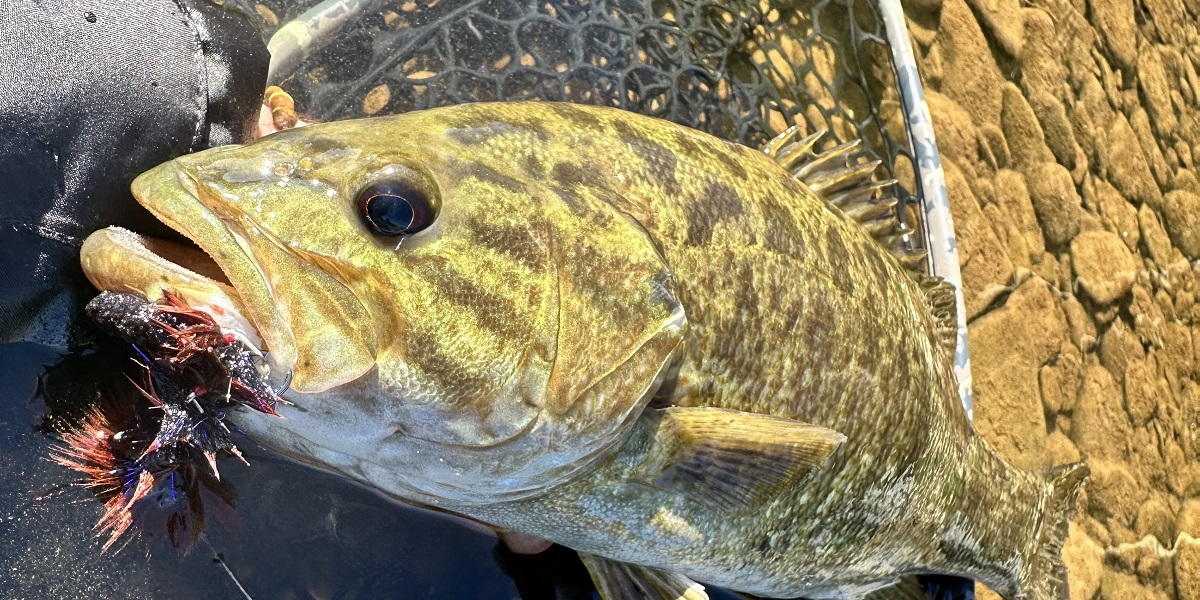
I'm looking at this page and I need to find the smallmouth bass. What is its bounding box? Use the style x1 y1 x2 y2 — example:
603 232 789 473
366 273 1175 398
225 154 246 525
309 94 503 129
80 102 1086 599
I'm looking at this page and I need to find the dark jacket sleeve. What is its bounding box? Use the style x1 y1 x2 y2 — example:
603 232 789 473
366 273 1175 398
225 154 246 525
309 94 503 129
0 0 268 347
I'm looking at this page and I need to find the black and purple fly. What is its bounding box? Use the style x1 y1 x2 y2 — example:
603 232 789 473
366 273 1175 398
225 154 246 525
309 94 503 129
52 291 286 553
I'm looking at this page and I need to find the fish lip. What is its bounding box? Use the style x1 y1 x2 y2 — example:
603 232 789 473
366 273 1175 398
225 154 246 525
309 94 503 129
123 160 299 375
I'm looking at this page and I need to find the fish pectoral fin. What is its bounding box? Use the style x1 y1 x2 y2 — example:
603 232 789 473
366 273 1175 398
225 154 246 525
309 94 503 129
629 407 846 513
578 552 708 600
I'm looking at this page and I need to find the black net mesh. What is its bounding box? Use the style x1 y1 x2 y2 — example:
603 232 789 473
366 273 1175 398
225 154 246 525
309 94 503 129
247 0 916 193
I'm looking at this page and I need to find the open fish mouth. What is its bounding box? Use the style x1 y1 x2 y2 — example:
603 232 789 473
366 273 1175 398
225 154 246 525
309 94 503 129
80 163 297 378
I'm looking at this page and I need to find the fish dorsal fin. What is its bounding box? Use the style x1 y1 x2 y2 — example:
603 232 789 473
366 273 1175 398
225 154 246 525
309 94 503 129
627 407 845 513
762 127 927 275
921 275 959 353
764 128 962 352
579 553 708 600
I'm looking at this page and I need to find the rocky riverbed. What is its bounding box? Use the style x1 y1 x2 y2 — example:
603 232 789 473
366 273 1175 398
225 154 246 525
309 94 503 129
885 0 1200 597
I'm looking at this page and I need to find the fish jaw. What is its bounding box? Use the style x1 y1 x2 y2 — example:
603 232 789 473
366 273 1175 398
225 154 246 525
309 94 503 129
80 160 299 379
79 227 264 348
130 157 386 393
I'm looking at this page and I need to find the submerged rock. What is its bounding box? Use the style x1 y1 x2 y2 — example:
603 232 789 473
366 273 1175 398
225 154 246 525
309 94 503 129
1063 523 1105 600
1088 0 1138 70
1160 190 1200 258
1124 358 1160 427
1139 203 1182 265
1088 459 1146 527
1106 114 1164 208
1002 83 1053 169
1072 230 1137 304
1028 161 1082 248
1178 535 1200 600
1073 366 1134 462
970 276 1065 470
1137 46 1179 139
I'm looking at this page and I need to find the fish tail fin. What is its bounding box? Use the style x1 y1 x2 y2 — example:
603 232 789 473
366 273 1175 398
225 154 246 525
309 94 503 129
1018 461 1089 600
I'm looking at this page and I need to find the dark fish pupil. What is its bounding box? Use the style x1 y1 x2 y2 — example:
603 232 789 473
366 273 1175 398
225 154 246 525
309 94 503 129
367 195 415 236
356 180 437 238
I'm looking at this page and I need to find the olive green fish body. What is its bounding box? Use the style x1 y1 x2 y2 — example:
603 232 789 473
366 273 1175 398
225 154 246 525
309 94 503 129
395 104 1058 597
81 103 1085 600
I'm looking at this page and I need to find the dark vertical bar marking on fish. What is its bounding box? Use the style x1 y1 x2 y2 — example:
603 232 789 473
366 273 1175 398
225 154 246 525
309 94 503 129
550 161 591 187
465 216 547 272
684 181 745 246
685 135 748 180
404 327 502 406
756 198 808 258
446 121 524 146
549 163 620 228
823 226 857 295
543 102 607 132
424 262 528 340
612 119 681 196
463 162 528 193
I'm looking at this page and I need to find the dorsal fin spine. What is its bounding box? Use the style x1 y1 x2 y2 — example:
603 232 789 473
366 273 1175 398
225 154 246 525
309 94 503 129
840 197 898 222
806 160 882 195
861 220 896 238
920 277 959 351
762 128 918 270
772 131 825 168
894 251 929 273
762 125 810 158
791 140 861 180
760 127 960 354
827 179 895 210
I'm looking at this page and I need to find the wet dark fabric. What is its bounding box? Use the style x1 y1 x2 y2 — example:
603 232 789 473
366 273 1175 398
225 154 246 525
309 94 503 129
0 0 268 347
921 575 976 600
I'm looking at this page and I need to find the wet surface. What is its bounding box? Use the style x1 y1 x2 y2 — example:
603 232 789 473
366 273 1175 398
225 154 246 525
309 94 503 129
0 338 645 599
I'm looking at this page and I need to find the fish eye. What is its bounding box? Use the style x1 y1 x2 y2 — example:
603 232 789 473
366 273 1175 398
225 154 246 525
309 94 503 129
356 182 438 237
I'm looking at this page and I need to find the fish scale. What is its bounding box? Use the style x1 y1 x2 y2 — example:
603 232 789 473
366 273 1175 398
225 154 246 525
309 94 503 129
80 102 1085 600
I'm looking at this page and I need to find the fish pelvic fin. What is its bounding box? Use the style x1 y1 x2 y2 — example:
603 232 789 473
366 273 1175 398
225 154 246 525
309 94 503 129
761 127 927 276
626 407 846 513
579 552 708 600
1018 461 1089 600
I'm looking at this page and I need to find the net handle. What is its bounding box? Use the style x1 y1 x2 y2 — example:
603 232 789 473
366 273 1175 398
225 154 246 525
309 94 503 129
267 0 376 86
878 0 973 420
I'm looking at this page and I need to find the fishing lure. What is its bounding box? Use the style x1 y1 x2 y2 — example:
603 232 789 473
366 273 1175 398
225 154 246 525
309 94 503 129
52 291 286 552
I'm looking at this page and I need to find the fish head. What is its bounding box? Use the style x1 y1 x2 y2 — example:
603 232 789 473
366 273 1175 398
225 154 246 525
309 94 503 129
80 105 687 504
